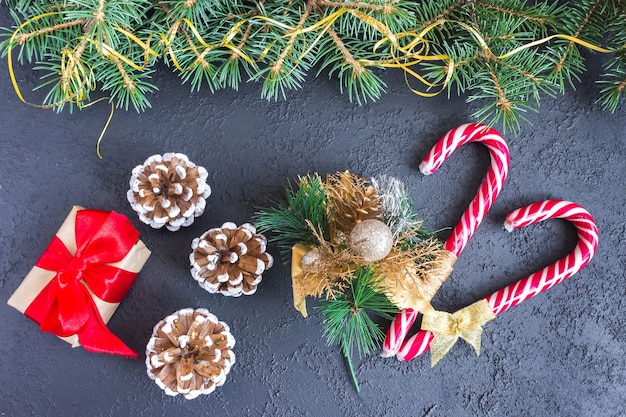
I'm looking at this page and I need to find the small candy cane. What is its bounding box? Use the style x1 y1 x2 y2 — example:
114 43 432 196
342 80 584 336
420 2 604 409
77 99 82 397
382 123 510 357
396 200 599 361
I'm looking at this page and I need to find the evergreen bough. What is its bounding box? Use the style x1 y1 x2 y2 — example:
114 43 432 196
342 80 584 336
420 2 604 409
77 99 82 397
1 0 625 132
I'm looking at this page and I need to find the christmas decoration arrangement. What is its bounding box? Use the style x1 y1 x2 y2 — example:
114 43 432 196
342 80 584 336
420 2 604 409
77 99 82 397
385 200 598 365
252 168 451 390
2 0 624 132
252 123 509 390
2 125 602 398
7 206 151 357
127 152 211 231
146 308 236 399
190 222 274 297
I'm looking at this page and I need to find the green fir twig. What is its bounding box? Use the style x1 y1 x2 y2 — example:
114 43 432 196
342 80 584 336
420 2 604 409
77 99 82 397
2 0 626 130
318 266 398 392
253 174 330 262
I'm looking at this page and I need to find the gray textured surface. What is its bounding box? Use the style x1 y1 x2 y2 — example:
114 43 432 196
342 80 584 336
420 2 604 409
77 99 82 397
1 12 625 417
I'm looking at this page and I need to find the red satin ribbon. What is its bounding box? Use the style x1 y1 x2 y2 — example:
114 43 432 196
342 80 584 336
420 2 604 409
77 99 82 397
24 209 141 357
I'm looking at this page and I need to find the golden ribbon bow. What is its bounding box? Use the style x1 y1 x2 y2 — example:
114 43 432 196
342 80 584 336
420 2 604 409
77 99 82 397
421 299 496 367
291 243 314 317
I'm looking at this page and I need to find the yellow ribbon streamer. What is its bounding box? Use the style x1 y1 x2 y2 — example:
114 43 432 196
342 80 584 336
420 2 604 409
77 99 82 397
291 243 332 318
380 248 455 311
421 299 496 367
7 11 65 106
77 98 115 159
291 243 311 317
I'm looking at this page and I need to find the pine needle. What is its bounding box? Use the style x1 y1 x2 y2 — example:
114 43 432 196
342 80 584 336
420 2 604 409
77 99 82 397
253 174 330 262
318 266 397 392
3 0 626 130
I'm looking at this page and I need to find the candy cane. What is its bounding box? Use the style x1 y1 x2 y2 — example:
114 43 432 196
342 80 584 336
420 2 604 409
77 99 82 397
382 123 510 357
396 200 599 361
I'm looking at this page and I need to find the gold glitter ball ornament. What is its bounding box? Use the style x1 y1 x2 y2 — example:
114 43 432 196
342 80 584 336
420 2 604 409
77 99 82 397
349 219 394 261
145 308 235 400
301 249 321 267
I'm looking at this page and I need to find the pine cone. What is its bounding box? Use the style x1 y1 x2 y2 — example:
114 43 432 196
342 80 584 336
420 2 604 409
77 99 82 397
146 308 235 400
127 153 211 231
325 171 382 240
190 222 273 297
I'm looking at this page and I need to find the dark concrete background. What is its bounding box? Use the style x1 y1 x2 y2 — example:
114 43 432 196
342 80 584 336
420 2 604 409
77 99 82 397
1 8 625 417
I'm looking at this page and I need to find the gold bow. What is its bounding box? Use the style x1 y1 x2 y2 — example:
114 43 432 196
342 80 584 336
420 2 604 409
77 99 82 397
291 243 318 317
420 299 496 367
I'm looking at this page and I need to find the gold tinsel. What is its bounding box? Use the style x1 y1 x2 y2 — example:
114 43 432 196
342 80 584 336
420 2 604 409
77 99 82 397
376 239 456 311
296 221 359 292
291 217 455 315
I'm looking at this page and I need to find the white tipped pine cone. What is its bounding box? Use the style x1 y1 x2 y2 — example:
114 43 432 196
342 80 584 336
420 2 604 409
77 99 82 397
127 153 211 231
190 222 274 297
146 308 235 400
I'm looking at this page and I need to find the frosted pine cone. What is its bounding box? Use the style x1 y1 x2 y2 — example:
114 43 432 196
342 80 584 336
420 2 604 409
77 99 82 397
190 222 273 297
146 308 235 400
127 153 211 231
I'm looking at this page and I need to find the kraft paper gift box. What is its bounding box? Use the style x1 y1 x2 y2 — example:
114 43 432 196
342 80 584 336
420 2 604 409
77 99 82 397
8 206 151 356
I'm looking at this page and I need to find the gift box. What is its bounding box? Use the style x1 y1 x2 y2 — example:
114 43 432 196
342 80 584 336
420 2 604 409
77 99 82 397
7 206 151 357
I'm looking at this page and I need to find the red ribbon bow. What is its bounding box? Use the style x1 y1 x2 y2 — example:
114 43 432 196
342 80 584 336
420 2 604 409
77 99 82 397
24 209 141 357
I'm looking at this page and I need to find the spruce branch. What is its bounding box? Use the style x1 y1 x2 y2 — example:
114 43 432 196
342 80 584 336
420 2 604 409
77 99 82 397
317 26 386 104
596 1 626 112
15 18 86 46
1 10 85 64
548 0 604 90
3 0 626 129
415 0 465 31
253 174 330 262
318 266 397 392
598 64 626 112
318 0 392 12
258 0 314 100
220 21 254 89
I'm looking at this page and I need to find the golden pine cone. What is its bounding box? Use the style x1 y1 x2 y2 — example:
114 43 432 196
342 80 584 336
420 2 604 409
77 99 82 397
146 308 235 400
190 222 273 296
325 171 382 240
127 153 211 231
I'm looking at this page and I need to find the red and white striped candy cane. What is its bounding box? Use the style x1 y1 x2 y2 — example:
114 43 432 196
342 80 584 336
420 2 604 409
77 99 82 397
382 123 510 357
396 200 599 361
